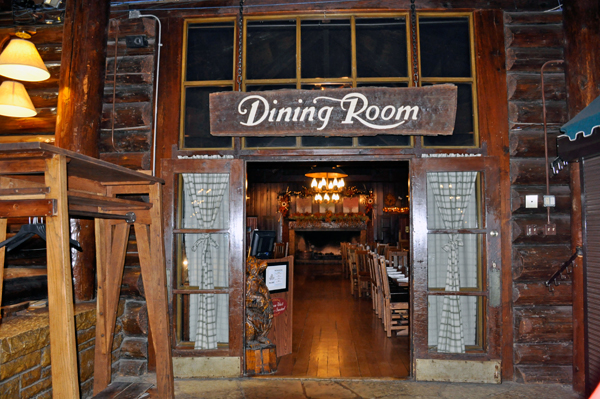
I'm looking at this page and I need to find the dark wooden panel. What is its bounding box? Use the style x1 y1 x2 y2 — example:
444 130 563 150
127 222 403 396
507 74 566 102
514 342 573 365
514 306 573 343
106 55 154 76
505 25 564 48
512 244 573 281
103 86 153 104
513 282 571 306
0 108 56 135
515 365 572 384
510 158 570 185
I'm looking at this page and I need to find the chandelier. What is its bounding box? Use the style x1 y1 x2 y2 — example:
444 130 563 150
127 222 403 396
305 166 347 204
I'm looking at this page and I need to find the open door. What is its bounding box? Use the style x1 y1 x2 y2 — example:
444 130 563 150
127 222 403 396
162 157 246 376
411 156 502 383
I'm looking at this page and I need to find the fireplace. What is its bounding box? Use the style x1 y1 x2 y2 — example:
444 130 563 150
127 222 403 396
288 220 367 264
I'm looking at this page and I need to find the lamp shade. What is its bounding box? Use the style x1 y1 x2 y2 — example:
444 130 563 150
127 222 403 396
0 81 37 117
305 166 348 179
0 39 50 82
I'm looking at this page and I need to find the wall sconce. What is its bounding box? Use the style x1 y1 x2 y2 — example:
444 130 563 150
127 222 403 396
0 34 50 118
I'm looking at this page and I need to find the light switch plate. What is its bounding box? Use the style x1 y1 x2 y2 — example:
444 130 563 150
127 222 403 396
525 195 538 208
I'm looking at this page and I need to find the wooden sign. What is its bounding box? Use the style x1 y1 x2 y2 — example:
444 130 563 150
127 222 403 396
209 85 457 137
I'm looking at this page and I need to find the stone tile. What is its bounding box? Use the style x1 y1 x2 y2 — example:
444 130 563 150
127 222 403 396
20 376 51 399
240 378 306 399
439 382 512 398
175 379 244 399
77 347 95 382
76 326 96 347
40 347 50 368
0 351 41 380
0 377 19 399
20 365 41 388
302 380 359 398
0 323 49 363
341 379 412 398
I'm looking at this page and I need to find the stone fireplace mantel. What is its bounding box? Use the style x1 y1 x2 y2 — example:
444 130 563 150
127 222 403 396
288 220 367 257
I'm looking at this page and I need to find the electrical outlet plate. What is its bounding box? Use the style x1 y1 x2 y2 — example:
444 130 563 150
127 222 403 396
543 195 556 207
525 195 538 208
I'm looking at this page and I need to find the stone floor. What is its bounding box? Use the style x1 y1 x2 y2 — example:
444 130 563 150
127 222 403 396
121 375 582 399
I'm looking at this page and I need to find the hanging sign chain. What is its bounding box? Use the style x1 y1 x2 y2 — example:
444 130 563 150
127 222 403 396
237 0 245 91
410 0 419 87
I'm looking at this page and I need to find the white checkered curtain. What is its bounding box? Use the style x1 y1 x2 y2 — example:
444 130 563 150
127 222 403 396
426 171 478 353
182 173 230 350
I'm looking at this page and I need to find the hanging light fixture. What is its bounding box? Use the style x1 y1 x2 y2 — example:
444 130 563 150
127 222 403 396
0 81 36 117
0 37 50 82
306 166 348 203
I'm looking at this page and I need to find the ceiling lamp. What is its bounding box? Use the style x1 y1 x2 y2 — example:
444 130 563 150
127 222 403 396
0 38 50 82
0 81 37 117
306 166 348 203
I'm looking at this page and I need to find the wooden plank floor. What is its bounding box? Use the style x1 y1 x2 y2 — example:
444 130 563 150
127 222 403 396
263 263 410 378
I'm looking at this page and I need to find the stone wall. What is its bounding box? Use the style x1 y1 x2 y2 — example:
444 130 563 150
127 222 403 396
0 301 124 399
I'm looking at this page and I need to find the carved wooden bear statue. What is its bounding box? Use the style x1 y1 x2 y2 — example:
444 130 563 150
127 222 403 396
245 256 274 348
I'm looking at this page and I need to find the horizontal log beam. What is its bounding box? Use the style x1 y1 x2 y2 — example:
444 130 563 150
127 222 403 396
511 215 570 245
512 244 573 281
506 48 564 72
505 25 564 48
514 306 573 343
99 152 150 170
513 281 572 306
510 158 570 185
511 185 570 214
507 74 566 102
515 365 572 384
509 129 560 158
509 100 568 125
514 342 573 365
504 12 564 25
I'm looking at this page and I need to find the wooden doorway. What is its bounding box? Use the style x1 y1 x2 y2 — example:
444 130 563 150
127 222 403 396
246 160 411 378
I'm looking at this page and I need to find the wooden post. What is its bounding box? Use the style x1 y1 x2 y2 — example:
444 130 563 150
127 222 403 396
54 0 111 301
563 1 600 394
44 154 79 398
135 182 174 398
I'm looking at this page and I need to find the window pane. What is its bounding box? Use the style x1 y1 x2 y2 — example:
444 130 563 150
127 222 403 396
419 17 471 78
244 84 297 148
426 170 479 230
184 86 233 148
427 295 480 350
178 293 229 347
423 84 474 147
186 23 234 81
301 19 351 79
181 173 230 230
179 233 230 289
356 18 408 78
247 20 296 80
427 233 481 290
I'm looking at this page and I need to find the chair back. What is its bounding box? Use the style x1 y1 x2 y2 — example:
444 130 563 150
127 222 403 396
376 243 389 257
273 242 288 258
356 250 369 274
347 244 358 272
388 249 408 274
368 251 380 288
378 255 392 299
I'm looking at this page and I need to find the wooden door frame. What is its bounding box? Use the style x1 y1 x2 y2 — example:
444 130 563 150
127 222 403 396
162 157 246 367
410 156 502 370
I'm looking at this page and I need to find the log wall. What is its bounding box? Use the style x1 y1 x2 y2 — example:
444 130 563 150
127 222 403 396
505 11 573 384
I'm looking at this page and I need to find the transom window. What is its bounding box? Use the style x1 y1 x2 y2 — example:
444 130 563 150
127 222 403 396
181 13 477 149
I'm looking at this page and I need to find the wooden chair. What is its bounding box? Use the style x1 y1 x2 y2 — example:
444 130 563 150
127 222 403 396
368 251 382 314
376 243 389 257
347 244 359 296
273 242 288 258
356 249 372 298
388 249 409 274
378 255 409 337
